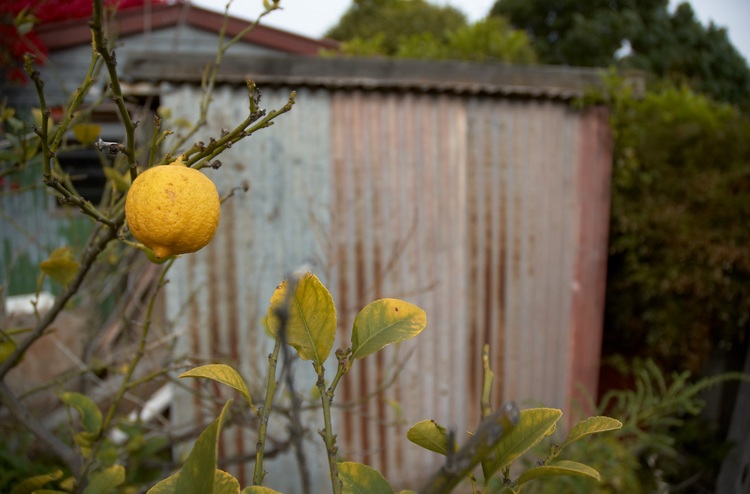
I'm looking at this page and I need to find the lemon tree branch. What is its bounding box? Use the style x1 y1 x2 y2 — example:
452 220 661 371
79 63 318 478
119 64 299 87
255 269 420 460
168 1 281 155
90 0 138 180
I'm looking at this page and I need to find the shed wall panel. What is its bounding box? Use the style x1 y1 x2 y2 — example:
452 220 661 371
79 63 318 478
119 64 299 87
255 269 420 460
160 83 611 491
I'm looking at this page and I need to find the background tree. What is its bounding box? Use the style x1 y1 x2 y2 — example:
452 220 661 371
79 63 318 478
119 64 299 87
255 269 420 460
396 17 536 63
597 78 750 373
326 0 536 63
326 0 467 56
490 0 750 107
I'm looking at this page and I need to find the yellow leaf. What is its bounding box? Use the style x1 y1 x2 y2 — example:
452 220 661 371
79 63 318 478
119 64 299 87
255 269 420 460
39 246 79 286
351 299 426 360
72 123 101 145
266 273 336 366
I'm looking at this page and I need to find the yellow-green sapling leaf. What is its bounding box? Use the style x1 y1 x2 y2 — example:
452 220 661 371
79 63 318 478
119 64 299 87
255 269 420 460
180 364 254 409
241 487 284 494
406 420 450 455
517 460 601 486
40 246 79 286
162 400 233 494
147 472 178 494
351 298 426 360
339 461 395 494
72 123 101 145
148 470 240 494
266 272 336 367
483 408 562 478
558 416 622 453
60 392 102 437
9 470 64 494
213 470 241 494
82 464 125 494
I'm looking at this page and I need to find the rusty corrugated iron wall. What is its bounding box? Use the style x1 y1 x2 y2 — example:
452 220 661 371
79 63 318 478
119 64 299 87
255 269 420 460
160 78 611 490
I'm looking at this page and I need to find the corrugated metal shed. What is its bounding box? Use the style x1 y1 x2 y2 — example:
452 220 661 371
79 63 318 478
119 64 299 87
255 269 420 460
127 54 613 491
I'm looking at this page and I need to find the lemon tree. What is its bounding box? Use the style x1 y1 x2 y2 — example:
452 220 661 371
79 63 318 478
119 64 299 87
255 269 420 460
125 156 221 259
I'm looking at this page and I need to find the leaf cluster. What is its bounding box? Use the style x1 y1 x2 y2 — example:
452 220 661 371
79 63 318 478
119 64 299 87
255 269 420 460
142 275 622 494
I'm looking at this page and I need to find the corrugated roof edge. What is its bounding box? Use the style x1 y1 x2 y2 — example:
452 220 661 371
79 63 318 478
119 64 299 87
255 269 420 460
123 53 632 99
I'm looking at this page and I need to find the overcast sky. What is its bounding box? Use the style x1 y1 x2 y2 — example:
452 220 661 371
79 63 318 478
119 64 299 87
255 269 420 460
191 0 750 64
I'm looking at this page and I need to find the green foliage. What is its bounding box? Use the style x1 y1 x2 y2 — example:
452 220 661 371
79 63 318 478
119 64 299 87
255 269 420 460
326 0 467 56
491 0 750 106
598 74 750 371
490 0 637 67
521 358 750 493
396 18 536 64
329 4 537 64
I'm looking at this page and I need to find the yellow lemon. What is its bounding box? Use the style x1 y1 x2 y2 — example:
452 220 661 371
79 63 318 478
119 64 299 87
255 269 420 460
125 157 220 259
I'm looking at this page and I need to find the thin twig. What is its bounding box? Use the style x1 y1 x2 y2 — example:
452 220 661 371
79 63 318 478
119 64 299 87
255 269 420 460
253 334 281 485
90 0 138 180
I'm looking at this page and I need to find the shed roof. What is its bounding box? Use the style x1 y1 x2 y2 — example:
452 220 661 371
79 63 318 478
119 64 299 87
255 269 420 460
35 2 338 55
123 52 612 100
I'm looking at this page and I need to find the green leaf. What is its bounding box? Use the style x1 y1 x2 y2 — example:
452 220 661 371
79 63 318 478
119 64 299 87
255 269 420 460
180 364 254 409
266 273 336 366
406 420 450 455
173 400 233 494
146 469 238 494
10 470 63 494
558 416 622 452
61 392 102 436
39 246 79 286
482 408 562 478
350 299 426 360
82 465 126 494
517 460 601 485
146 472 178 494
241 487 284 494
0 339 16 364
214 470 241 494
72 123 101 145
339 461 395 494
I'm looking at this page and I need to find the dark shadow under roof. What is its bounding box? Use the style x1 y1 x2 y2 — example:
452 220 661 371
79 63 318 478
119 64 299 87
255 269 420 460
123 53 621 100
